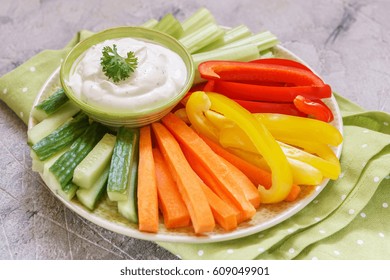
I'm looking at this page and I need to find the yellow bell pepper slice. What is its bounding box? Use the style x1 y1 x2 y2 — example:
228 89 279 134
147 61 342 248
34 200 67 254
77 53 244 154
184 91 219 142
218 124 340 180
253 113 343 147
219 130 323 186
205 92 293 204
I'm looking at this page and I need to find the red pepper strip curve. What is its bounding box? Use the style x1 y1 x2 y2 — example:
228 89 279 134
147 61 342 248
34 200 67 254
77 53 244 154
293 95 334 122
249 58 313 72
198 60 327 86
211 80 332 102
234 99 307 117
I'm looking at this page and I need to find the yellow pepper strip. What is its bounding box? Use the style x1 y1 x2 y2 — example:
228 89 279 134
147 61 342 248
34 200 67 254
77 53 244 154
205 92 293 204
279 142 341 180
185 91 220 142
219 131 323 186
218 124 340 180
253 113 343 147
276 137 341 166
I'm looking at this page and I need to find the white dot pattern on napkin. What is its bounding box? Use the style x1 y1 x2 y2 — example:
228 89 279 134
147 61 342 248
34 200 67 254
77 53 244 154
361 144 368 148
379 232 385 238
341 194 346 200
197 250 204 256
382 202 388 208
288 248 295 254
357 239 364 245
348 209 355 215
373 176 380 182
360 212 366 218
2 88 7 94
257 247 265 253
30 66 36 72
384 122 389 126
227 249 234 254
334 250 341 256
22 87 28 93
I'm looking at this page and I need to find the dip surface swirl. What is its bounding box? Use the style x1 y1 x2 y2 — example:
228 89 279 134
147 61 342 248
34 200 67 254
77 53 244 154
67 37 187 113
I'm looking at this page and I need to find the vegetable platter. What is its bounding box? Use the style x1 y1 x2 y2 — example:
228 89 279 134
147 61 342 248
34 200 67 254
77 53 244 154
27 8 343 243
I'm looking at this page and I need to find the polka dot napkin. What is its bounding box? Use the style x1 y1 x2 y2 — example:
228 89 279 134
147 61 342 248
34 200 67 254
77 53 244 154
1 31 389 260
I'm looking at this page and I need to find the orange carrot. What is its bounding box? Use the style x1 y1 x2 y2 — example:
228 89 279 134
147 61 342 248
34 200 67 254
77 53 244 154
137 125 159 233
161 113 256 221
200 134 302 202
152 148 191 229
284 184 302 202
218 156 261 208
199 134 272 189
199 181 238 231
151 122 215 234
182 145 244 223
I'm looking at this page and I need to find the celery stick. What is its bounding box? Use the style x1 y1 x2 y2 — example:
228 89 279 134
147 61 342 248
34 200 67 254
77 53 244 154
215 31 279 52
196 24 253 53
153 13 183 39
140 18 158 29
260 49 275 58
179 23 225 54
192 44 261 84
181 7 216 37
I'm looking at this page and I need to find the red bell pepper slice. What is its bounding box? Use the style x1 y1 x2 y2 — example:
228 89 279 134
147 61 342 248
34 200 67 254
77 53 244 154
250 58 313 72
198 60 327 87
293 95 334 122
210 80 332 102
233 99 307 117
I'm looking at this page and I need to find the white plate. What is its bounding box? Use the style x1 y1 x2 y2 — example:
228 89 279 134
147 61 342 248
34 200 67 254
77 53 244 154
28 45 343 243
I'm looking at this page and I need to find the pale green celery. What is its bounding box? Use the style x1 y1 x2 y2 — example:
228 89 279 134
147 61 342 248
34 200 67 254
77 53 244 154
181 7 216 37
192 44 261 84
260 49 275 58
179 23 225 54
196 24 253 53
140 18 158 29
216 31 279 52
153 13 183 38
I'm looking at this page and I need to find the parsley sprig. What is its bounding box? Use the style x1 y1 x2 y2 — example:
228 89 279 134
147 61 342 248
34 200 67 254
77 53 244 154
100 44 138 83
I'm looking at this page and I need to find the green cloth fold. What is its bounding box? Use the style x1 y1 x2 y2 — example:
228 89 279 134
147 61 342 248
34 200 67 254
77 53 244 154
1 31 389 260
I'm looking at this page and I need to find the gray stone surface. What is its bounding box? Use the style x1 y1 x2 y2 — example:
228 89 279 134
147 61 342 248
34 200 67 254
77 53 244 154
0 0 389 259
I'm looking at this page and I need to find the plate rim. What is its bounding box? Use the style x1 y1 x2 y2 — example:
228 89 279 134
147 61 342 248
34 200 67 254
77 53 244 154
28 45 344 244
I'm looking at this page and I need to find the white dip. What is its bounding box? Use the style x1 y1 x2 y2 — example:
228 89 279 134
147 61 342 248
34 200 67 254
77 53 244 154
67 37 187 113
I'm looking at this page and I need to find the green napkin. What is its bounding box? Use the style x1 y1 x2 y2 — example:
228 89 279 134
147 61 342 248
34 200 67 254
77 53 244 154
1 32 389 260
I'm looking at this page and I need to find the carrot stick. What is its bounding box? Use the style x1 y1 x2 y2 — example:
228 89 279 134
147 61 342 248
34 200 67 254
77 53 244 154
161 113 256 221
181 145 244 223
199 181 238 231
151 122 215 234
137 125 159 233
284 184 301 202
199 134 272 189
200 134 302 201
218 156 261 208
152 148 191 229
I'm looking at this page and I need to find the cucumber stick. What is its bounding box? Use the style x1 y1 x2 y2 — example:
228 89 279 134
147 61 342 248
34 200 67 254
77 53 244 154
107 127 139 202
49 122 107 191
73 133 116 189
117 135 139 223
32 88 69 122
28 101 80 145
31 112 90 161
76 165 110 210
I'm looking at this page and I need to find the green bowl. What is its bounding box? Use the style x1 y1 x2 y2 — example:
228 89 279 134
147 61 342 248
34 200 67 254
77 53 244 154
60 26 194 127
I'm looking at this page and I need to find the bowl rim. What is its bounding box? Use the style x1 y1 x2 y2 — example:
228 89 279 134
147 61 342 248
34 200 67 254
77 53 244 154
60 26 195 120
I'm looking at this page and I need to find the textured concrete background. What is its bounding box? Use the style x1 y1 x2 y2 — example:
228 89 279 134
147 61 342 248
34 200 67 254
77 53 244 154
0 0 389 259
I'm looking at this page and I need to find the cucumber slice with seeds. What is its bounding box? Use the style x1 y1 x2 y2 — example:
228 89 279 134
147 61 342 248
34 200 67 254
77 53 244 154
73 133 116 189
107 127 139 202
